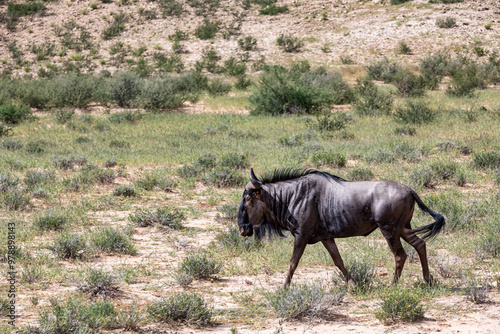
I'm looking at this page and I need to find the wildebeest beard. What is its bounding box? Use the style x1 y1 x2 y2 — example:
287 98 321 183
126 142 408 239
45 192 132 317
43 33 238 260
253 210 286 240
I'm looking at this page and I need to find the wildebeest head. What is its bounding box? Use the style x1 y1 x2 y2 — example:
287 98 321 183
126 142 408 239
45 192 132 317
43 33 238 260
238 168 267 238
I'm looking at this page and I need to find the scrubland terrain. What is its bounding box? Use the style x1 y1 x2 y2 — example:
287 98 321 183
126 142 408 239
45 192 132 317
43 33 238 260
0 0 499 333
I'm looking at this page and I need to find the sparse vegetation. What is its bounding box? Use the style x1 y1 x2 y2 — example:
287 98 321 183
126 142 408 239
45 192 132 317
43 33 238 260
375 288 424 323
147 292 212 325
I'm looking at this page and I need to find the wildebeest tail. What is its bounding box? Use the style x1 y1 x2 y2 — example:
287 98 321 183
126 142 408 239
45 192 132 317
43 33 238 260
410 190 446 241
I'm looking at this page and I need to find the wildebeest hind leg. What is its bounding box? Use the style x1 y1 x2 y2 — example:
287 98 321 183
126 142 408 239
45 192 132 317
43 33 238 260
379 226 407 284
284 237 308 287
401 229 432 284
322 239 355 289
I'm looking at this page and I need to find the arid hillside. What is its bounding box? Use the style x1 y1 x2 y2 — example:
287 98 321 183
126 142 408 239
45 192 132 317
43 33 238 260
1 0 499 77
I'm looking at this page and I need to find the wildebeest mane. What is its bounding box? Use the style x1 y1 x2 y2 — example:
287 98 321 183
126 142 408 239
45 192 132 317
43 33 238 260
259 167 345 184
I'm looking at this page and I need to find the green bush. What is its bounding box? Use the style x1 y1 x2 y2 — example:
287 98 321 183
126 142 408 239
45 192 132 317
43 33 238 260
311 150 347 168
464 278 489 304
472 151 500 169
102 12 127 40
134 172 176 191
129 206 185 228
353 77 393 116
107 71 142 107
50 232 87 259
259 4 288 15
436 16 456 28
49 74 96 109
375 288 424 323
8 2 46 18
147 293 212 325
249 64 353 115
219 153 248 169
91 227 136 255
1 186 30 211
276 34 303 53
13 79 51 109
154 52 185 73
266 282 345 319
179 253 222 279
0 104 31 124
108 111 142 124
0 124 12 137
35 209 69 230
140 75 196 111
207 78 232 96
112 185 136 197
340 259 376 293
366 58 403 83
429 0 463 3
390 0 412 4
194 19 219 40
238 36 257 51
35 299 118 333
2 139 24 151
24 168 55 189
79 268 121 298
392 70 426 97
158 0 184 16
315 113 351 133
393 99 437 125
447 63 487 97
202 168 244 187
394 125 416 136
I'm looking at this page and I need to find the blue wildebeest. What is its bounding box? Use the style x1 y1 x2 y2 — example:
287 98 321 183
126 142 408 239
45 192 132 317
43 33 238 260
238 168 445 287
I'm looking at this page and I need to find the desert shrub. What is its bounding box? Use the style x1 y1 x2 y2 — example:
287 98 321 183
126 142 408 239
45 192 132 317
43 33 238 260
107 71 142 107
224 57 246 76
436 16 456 28
235 74 252 90
174 271 194 288
2 138 23 150
472 151 500 169
194 19 219 40
79 268 121 298
158 0 184 16
276 34 303 53
249 63 352 115
259 4 288 15
347 166 374 181
35 299 118 333
25 140 45 154
447 63 487 97
207 78 232 96
24 168 55 189
49 74 96 109
129 206 185 229
278 134 303 147
7 2 46 18
102 12 127 40
153 52 184 73
464 278 489 304
50 232 87 259
1 187 30 210
0 172 18 192
202 168 244 187
147 293 212 325
0 104 31 124
219 153 248 169
353 77 393 116
375 288 424 323
339 259 376 293
390 0 412 4
179 253 222 279
74 164 116 186
140 75 196 111
315 113 352 133
35 209 69 230
393 99 437 125
392 70 426 97
54 109 75 124
12 79 51 109
429 0 463 3
366 140 424 163
266 282 345 320
238 36 257 51
134 172 176 191
311 150 347 168
113 185 136 197
396 41 412 55
91 227 136 255
419 53 450 89
366 58 403 83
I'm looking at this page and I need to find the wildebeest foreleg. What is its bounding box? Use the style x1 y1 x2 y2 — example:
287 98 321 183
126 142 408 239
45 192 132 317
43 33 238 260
322 239 355 289
284 237 308 287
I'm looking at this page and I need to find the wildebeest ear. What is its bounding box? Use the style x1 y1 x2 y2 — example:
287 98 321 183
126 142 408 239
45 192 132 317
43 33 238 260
249 168 262 189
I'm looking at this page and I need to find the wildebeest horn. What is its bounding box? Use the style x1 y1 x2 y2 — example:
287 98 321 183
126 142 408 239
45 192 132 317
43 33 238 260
249 168 262 189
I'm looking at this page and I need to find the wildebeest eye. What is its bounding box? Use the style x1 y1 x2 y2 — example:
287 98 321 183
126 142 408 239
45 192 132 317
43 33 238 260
245 194 252 201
